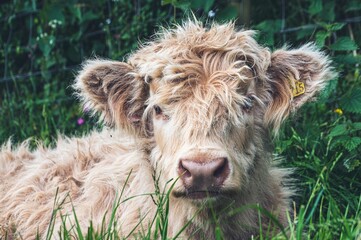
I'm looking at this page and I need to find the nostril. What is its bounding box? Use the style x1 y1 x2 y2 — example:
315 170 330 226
178 161 192 178
213 158 228 178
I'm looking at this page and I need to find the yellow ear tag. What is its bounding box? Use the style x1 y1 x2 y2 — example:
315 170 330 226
292 81 306 97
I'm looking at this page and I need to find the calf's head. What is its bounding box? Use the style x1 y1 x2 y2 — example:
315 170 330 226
75 22 335 203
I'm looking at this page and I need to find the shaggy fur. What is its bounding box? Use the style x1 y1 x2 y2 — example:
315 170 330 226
0 21 336 239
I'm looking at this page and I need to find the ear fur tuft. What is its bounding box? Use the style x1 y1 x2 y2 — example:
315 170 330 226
73 59 148 135
265 44 337 131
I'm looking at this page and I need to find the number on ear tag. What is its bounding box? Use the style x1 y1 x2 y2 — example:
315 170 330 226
292 81 305 97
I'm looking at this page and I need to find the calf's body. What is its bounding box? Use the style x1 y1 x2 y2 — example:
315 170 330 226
0 21 335 239
0 129 288 239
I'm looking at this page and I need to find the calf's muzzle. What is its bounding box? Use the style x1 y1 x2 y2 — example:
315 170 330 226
177 157 230 199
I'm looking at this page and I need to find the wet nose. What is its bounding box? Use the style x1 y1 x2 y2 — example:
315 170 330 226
178 157 229 190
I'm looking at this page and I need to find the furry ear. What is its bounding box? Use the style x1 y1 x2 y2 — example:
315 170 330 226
264 44 337 130
74 59 148 135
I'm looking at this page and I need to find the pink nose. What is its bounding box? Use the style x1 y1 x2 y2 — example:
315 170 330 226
178 157 229 191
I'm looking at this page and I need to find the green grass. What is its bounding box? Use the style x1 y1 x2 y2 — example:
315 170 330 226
31 173 199 240
3 162 359 239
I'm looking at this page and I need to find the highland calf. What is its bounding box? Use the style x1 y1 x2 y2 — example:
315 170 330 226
0 21 335 239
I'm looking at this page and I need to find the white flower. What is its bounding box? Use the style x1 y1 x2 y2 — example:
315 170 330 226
208 10 216 18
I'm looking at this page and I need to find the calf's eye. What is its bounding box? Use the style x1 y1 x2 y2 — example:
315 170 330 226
154 105 163 115
153 105 170 120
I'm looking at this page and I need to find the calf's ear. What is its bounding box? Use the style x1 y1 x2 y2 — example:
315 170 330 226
74 59 148 135
264 44 337 130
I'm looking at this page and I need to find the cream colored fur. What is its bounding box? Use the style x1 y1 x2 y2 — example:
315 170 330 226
0 21 336 239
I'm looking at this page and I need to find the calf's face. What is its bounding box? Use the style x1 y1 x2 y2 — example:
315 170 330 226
74 22 335 203
145 56 262 200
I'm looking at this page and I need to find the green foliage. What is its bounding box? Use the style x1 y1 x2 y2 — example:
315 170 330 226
328 120 361 170
340 88 361 113
1 0 361 239
162 0 191 11
308 0 323 15
330 37 359 51
254 20 283 46
0 0 170 144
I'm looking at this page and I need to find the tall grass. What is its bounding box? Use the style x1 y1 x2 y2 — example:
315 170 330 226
27 173 198 240
4 164 359 239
